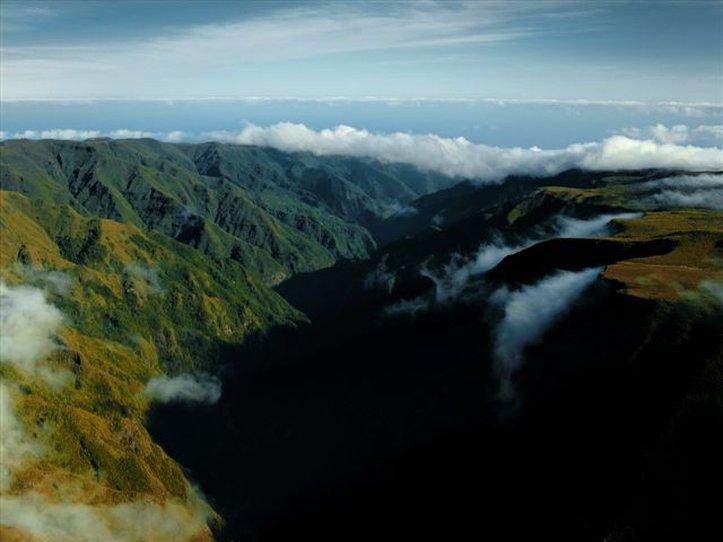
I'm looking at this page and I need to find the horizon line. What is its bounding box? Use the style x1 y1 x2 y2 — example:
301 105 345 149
2 96 722 108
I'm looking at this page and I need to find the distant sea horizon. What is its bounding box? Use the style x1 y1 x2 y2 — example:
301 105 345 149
3 99 721 148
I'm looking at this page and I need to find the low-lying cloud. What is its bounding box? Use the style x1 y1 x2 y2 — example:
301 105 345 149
648 189 723 210
0 279 64 371
124 263 163 295
144 373 222 404
3 123 722 183
643 173 723 189
642 173 723 211
0 490 211 542
492 268 601 400
202 124 723 182
422 242 530 303
556 212 642 238
383 297 428 317
0 277 215 539
421 212 638 304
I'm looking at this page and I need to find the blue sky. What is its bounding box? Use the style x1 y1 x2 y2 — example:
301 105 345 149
0 1 721 149
1 0 721 102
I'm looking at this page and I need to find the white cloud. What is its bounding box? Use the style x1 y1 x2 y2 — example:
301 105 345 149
0 379 213 540
642 173 723 189
124 264 163 295
422 212 640 304
0 279 214 540
422 242 531 303
0 2 538 100
0 280 64 371
648 189 723 210
144 373 221 404
641 173 723 210
0 490 211 542
205 124 723 181
556 212 642 238
12 265 72 295
492 268 601 400
620 124 723 145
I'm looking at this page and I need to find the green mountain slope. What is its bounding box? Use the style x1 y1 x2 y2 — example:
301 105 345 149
1 139 457 283
0 188 306 540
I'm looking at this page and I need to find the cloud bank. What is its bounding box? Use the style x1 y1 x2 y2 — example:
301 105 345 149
492 268 601 400
201 124 723 182
3 124 722 183
144 373 222 404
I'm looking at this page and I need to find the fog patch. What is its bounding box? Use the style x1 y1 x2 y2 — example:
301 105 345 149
492 268 601 400
0 280 64 372
555 212 642 238
383 297 428 317
647 189 723 210
123 263 163 295
381 201 418 218
639 174 723 211
701 280 723 304
0 281 215 540
12 264 72 295
144 373 222 404
422 242 531 303
0 490 212 542
363 258 395 292
642 173 723 190
0 383 46 491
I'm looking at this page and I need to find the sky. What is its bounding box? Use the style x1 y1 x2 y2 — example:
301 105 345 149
0 0 721 151
1 0 721 102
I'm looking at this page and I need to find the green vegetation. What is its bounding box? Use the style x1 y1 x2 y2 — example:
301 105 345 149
0 188 304 536
1 139 457 283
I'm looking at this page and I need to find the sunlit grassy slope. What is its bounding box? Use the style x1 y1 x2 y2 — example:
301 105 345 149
0 189 305 540
537 181 723 301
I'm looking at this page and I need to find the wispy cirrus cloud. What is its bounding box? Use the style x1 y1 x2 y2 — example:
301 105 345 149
3 2 720 103
0 2 536 100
